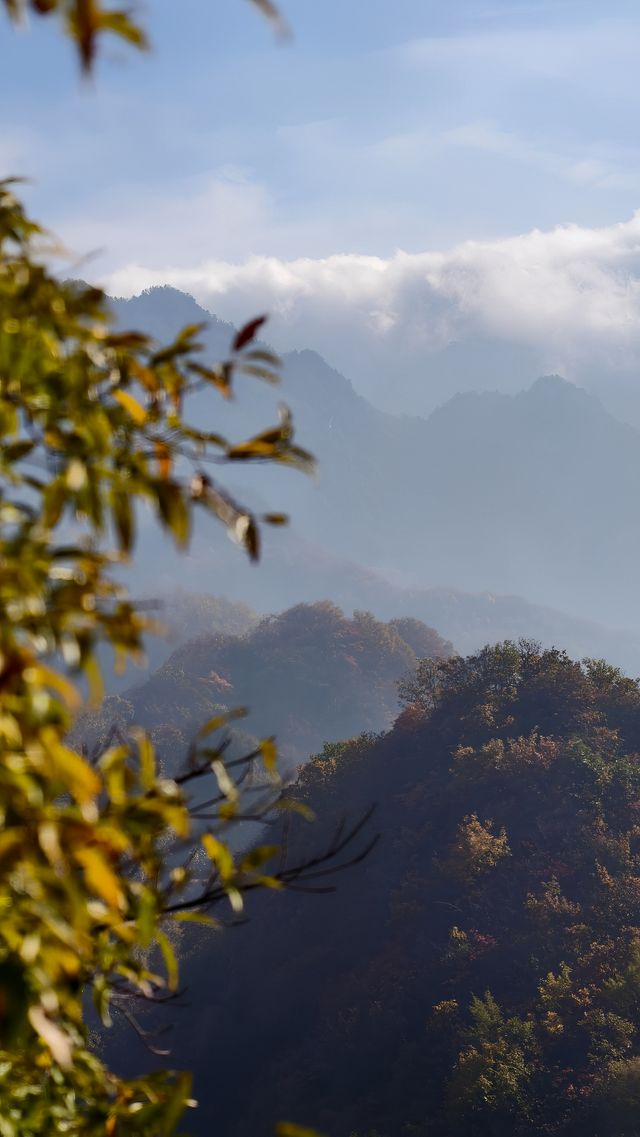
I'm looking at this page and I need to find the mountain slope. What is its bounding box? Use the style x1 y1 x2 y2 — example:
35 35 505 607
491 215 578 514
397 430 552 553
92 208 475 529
116 642 640 1137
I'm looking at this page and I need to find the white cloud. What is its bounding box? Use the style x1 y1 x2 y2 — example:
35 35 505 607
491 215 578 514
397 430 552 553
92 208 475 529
103 212 640 415
105 211 640 344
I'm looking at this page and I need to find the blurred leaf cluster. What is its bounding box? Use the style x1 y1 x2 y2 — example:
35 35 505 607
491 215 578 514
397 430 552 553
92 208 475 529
0 1 317 1129
0 176 313 1130
2 0 286 70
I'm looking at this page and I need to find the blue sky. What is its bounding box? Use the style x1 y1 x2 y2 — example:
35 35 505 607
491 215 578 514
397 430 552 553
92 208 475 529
3 0 640 268
4 0 640 417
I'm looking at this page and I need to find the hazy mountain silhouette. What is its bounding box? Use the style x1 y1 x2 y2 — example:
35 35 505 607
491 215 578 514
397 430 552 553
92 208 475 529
111 287 640 650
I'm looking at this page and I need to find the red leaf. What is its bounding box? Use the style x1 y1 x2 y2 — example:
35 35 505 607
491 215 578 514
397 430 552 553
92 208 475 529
233 315 267 353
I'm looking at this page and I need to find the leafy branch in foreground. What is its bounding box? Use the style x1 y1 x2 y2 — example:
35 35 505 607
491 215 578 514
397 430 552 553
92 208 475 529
0 178 331 1134
2 0 287 71
0 2 341 1133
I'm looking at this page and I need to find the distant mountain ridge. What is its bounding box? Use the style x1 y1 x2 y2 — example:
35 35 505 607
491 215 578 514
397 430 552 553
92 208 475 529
111 287 640 656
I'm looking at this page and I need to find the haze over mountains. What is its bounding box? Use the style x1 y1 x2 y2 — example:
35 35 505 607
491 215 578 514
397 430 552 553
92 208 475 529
112 287 640 673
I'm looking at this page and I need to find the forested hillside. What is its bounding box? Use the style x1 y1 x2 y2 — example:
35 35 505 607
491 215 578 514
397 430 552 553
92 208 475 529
78 602 452 775
123 641 640 1137
111 592 257 688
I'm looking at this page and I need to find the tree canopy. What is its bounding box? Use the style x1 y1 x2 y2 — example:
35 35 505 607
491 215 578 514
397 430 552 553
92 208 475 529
162 642 640 1137
72 602 452 779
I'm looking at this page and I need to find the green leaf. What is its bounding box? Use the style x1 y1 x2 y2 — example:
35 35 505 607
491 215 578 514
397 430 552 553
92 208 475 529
156 929 179 991
42 477 67 528
155 480 190 548
188 360 234 399
239 845 279 872
239 362 279 384
111 487 134 553
158 1071 195 1136
245 348 281 366
98 10 149 50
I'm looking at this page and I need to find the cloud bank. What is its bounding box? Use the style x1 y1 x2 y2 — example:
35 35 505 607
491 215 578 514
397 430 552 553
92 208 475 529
105 213 640 417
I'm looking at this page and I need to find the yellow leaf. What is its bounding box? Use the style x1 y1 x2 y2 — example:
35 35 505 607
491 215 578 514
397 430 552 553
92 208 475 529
228 887 244 914
161 803 190 839
156 441 172 479
84 652 104 707
30 664 80 709
65 458 87 491
0 829 24 867
74 847 125 912
114 388 147 425
128 357 158 392
40 727 101 805
173 912 220 928
0 713 22 747
38 822 65 873
197 708 247 738
28 1006 72 1070
260 737 278 775
131 728 155 790
99 745 129 806
202 833 234 882
275 798 316 822
275 1126 325 1137
211 758 238 802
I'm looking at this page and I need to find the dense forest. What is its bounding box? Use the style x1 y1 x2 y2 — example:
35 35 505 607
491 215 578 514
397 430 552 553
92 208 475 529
116 640 640 1137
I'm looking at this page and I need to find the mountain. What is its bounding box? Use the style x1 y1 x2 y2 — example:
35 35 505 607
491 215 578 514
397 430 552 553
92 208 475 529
112 641 640 1137
77 602 452 776
111 286 640 642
